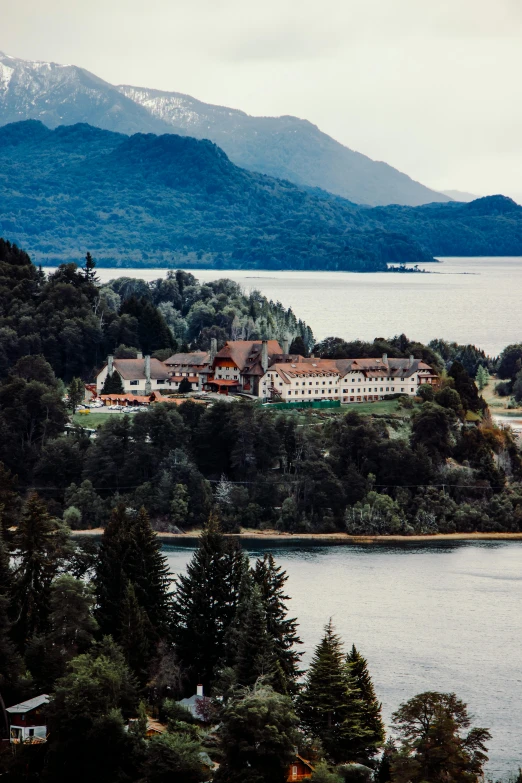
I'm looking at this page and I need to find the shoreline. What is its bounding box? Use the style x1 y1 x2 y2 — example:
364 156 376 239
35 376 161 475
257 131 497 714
70 528 522 545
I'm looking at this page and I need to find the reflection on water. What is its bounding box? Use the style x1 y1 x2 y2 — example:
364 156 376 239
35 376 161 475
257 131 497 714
164 541 522 778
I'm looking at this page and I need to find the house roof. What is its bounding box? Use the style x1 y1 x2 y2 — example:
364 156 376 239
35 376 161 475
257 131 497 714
110 358 168 381
164 351 210 366
268 362 340 384
7 695 49 714
214 340 282 373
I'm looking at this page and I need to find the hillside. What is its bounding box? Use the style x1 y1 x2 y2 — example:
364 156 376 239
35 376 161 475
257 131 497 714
0 120 434 270
0 51 449 207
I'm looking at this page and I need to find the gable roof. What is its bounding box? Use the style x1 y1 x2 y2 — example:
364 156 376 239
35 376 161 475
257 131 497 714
214 340 282 372
7 695 49 714
164 351 210 366
112 358 167 380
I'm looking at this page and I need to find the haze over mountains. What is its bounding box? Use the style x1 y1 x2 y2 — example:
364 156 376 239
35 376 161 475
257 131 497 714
0 50 450 208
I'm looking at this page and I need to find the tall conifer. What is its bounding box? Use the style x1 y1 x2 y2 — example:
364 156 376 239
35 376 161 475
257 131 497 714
119 581 152 686
127 507 172 636
298 620 368 764
171 516 248 691
252 553 302 688
347 644 385 754
11 493 70 648
235 584 276 687
95 505 132 637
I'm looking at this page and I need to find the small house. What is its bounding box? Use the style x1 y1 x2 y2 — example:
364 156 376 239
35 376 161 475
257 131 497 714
177 684 205 719
286 755 314 781
7 694 49 744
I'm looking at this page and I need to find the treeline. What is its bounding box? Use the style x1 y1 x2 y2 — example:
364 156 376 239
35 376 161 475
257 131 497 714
0 240 313 382
0 517 494 782
2 349 522 537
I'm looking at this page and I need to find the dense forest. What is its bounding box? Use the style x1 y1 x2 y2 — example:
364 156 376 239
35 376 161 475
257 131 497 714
0 518 496 782
1 123 522 272
1 240 521 781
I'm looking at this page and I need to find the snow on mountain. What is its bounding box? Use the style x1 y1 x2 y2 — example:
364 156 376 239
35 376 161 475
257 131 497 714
0 51 450 206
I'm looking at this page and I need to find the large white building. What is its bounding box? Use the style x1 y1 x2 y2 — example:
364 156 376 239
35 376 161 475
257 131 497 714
260 355 438 403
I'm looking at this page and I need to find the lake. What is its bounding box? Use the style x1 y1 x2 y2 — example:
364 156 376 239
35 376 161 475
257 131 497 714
163 541 522 779
51 256 522 356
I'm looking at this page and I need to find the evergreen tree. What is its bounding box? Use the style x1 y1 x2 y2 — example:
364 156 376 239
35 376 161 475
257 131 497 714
475 365 489 391
119 581 152 686
178 377 192 394
171 516 248 691
253 553 302 689
0 462 21 537
68 377 85 413
102 371 124 395
83 251 98 283
235 583 276 687
126 507 172 636
289 335 309 357
95 505 132 637
298 620 369 764
347 645 385 755
11 493 71 648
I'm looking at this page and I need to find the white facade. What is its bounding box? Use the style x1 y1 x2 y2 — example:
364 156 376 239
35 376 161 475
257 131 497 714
10 725 47 743
260 361 436 403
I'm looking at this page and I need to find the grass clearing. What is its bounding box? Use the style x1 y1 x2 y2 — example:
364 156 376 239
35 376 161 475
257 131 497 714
72 411 124 428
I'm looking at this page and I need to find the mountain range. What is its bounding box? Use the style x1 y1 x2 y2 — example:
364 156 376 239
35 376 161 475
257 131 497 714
0 50 450 208
1 120 521 271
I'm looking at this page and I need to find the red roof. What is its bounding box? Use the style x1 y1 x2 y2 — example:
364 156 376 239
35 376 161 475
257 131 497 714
207 378 239 387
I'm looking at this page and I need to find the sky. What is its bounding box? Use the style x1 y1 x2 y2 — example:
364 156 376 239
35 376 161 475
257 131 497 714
2 0 522 200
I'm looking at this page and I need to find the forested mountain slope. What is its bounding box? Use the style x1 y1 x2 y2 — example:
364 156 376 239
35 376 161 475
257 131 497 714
1 121 521 268
0 50 449 206
0 121 434 270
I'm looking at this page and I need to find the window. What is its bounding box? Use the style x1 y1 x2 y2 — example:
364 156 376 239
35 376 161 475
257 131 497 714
352 378 355 382
380 387 383 392
288 391 292 395
130 380 138 386
315 389 318 394
308 390 311 395
401 387 404 392
29 729 34 737
292 766 298 780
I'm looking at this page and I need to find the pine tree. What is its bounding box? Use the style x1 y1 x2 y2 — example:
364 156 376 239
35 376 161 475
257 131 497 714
102 371 124 395
11 493 71 648
83 251 98 283
68 377 85 413
127 507 172 636
234 583 276 687
475 365 489 391
347 645 385 757
171 516 248 691
119 581 152 686
298 620 368 764
95 505 133 636
253 553 302 690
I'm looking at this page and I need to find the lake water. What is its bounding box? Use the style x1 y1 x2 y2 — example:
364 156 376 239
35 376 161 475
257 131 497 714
49 256 522 356
164 541 522 779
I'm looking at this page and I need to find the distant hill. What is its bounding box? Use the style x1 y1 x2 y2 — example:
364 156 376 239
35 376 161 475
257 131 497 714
0 120 439 270
0 51 450 207
1 121 521 270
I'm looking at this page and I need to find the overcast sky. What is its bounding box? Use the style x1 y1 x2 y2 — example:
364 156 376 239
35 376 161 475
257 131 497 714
3 0 522 199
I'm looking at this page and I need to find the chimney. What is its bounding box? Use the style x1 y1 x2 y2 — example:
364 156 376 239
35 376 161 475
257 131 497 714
137 351 143 359
196 684 204 698
409 354 414 368
382 353 388 366
144 354 151 394
282 336 289 355
107 355 114 375
261 339 268 373
210 337 217 364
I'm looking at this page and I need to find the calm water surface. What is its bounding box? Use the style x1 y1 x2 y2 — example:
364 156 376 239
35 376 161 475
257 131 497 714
55 257 522 356
164 541 522 779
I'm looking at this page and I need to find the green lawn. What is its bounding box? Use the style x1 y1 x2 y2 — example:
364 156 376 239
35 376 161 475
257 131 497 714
71 411 124 428
340 399 420 417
